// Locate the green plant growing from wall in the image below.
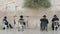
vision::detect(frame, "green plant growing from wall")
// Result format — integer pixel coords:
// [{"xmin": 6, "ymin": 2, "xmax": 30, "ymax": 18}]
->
[{"xmin": 24, "ymin": 0, "xmax": 51, "ymax": 8}]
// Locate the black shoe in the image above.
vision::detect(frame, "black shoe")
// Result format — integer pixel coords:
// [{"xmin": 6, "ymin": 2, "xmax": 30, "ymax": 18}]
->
[{"xmin": 3, "ymin": 27, "xmax": 5, "ymax": 30}]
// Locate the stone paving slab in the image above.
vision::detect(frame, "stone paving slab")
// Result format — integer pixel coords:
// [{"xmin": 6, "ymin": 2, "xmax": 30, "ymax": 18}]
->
[{"xmin": 0, "ymin": 29, "xmax": 60, "ymax": 34}]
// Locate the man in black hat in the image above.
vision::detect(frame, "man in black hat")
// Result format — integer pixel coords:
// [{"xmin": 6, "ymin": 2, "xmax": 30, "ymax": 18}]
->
[
  {"xmin": 52, "ymin": 15, "xmax": 59, "ymax": 31},
  {"xmin": 3, "ymin": 16, "xmax": 9, "ymax": 29},
  {"xmin": 3, "ymin": 16, "xmax": 13, "ymax": 30},
  {"xmin": 40, "ymin": 15, "xmax": 49, "ymax": 31},
  {"xmin": 18, "ymin": 15, "xmax": 26, "ymax": 31}
]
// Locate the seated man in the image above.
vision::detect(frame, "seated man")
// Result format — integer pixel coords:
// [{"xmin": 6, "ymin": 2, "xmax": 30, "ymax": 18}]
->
[{"xmin": 52, "ymin": 15, "xmax": 59, "ymax": 31}]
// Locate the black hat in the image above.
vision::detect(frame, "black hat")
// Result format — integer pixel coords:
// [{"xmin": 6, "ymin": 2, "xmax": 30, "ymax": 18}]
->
[
  {"xmin": 4, "ymin": 16, "xmax": 7, "ymax": 19},
  {"xmin": 54, "ymin": 15, "xmax": 57, "ymax": 17},
  {"xmin": 43, "ymin": 15, "xmax": 46, "ymax": 17},
  {"xmin": 20, "ymin": 15, "xmax": 23, "ymax": 18}
]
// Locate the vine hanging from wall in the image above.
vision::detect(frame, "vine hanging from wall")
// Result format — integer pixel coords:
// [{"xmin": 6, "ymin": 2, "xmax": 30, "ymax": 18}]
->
[{"xmin": 24, "ymin": 0, "xmax": 51, "ymax": 8}]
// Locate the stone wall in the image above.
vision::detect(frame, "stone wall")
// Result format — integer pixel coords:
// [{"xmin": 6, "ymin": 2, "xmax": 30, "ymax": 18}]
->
[
  {"xmin": 0, "ymin": 8, "xmax": 60, "ymax": 30},
  {"xmin": 0, "ymin": 0, "xmax": 60, "ymax": 30}
]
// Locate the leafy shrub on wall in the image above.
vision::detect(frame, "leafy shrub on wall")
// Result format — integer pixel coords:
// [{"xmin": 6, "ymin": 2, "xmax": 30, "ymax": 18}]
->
[{"xmin": 24, "ymin": 0, "xmax": 51, "ymax": 8}]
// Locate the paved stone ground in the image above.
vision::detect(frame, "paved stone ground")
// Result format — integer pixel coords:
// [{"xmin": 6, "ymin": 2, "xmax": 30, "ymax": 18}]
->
[{"xmin": 0, "ymin": 29, "xmax": 60, "ymax": 34}]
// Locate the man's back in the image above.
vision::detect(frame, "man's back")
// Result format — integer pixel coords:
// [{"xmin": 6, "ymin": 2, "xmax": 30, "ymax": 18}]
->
[
  {"xmin": 40, "ymin": 18, "xmax": 48, "ymax": 24},
  {"xmin": 52, "ymin": 17, "xmax": 59, "ymax": 22}
]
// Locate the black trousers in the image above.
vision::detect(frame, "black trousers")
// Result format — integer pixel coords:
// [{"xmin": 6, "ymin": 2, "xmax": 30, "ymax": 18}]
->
[
  {"xmin": 9, "ymin": 24, "xmax": 13, "ymax": 29},
  {"xmin": 40, "ymin": 23, "xmax": 47, "ymax": 31}
]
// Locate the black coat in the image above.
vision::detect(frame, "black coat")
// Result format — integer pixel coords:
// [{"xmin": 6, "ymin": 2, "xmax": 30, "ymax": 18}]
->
[
  {"xmin": 52, "ymin": 17, "xmax": 59, "ymax": 27},
  {"xmin": 52, "ymin": 17, "xmax": 59, "ymax": 22},
  {"xmin": 40, "ymin": 18, "xmax": 48, "ymax": 26},
  {"xmin": 19, "ymin": 18, "xmax": 26, "ymax": 25},
  {"xmin": 3, "ymin": 19, "xmax": 8, "ymax": 25}
]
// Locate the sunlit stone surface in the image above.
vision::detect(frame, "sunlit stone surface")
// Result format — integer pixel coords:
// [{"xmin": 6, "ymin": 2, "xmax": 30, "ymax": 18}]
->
[{"xmin": 0, "ymin": 0, "xmax": 60, "ymax": 29}]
